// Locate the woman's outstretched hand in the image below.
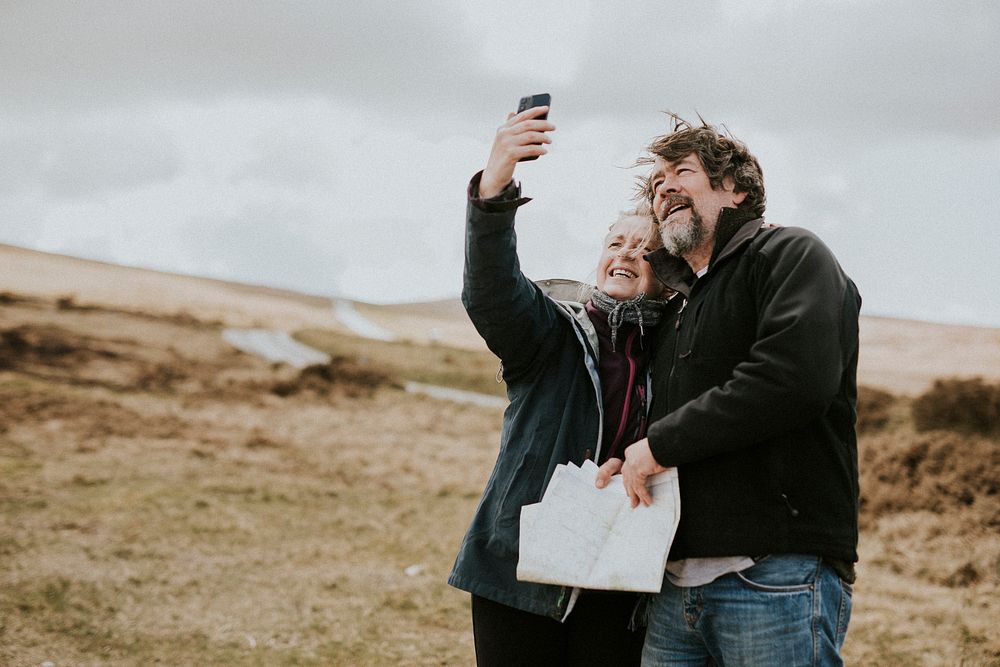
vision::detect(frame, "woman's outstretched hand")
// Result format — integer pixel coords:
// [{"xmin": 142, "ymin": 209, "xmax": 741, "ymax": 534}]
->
[{"xmin": 479, "ymin": 105, "xmax": 554, "ymax": 199}]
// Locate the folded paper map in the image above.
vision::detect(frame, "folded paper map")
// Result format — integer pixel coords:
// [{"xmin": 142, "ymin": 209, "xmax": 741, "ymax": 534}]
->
[{"xmin": 516, "ymin": 459, "xmax": 680, "ymax": 592}]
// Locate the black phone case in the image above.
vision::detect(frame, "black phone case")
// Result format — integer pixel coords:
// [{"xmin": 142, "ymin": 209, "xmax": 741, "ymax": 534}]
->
[{"xmin": 516, "ymin": 94, "xmax": 550, "ymax": 161}]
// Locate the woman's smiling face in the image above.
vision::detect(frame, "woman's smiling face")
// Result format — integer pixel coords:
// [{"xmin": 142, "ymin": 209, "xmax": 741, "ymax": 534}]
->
[{"xmin": 595, "ymin": 215, "xmax": 664, "ymax": 300}]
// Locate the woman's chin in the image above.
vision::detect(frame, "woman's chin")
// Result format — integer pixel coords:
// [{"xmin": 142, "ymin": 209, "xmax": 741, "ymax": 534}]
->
[{"xmin": 603, "ymin": 286, "xmax": 640, "ymax": 300}]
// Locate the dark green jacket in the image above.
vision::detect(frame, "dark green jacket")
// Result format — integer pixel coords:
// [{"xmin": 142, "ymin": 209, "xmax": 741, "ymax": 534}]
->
[
  {"xmin": 447, "ymin": 173, "xmax": 606, "ymax": 620},
  {"xmin": 646, "ymin": 208, "xmax": 862, "ymax": 563}
]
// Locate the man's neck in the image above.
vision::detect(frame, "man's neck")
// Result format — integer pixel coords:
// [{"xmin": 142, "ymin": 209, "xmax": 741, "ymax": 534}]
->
[{"xmin": 683, "ymin": 244, "xmax": 714, "ymax": 276}]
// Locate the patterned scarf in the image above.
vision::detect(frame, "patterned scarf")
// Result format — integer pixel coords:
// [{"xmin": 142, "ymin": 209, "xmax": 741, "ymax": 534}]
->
[{"xmin": 589, "ymin": 290, "xmax": 669, "ymax": 351}]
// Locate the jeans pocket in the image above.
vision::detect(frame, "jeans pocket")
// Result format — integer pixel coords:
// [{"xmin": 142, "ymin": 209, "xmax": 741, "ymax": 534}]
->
[
  {"xmin": 836, "ymin": 577, "xmax": 854, "ymax": 647},
  {"xmin": 735, "ymin": 554, "xmax": 821, "ymax": 593}
]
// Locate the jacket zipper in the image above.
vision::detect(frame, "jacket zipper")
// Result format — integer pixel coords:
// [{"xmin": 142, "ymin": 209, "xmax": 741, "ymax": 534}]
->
[
  {"xmin": 667, "ymin": 298, "xmax": 687, "ymax": 392},
  {"xmin": 557, "ymin": 304, "xmax": 604, "ymax": 463},
  {"xmin": 781, "ymin": 493, "xmax": 800, "ymax": 517},
  {"xmin": 549, "ymin": 301, "xmax": 604, "ymax": 620}
]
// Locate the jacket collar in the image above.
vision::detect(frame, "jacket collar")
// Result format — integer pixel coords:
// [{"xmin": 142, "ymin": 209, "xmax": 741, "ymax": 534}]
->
[
  {"xmin": 645, "ymin": 207, "xmax": 763, "ymax": 298},
  {"xmin": 535, "ymin": 278, "xmax": 600, "ymax": 361},
  {"xmin": 710, "ymin": 206, "xmax": 763, "ymax": 267},
  {"xmin": 535, "ymin": 278, "xmax": 594, "ymax": 304}
]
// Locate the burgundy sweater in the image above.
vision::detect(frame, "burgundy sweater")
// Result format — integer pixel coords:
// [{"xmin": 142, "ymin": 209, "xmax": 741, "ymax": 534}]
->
[{"xmin": 585, "ymin": 302, "xmax": 653, "ymax": 464}]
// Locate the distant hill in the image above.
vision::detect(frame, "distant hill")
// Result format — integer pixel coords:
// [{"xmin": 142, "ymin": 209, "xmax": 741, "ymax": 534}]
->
[
  {"xmin": 0, "ymin": 244, "xmax": 340, "ymax": 332},
  {"xmin": 3, "ymin": 243, "xmax": 998, "ymax": 395}
]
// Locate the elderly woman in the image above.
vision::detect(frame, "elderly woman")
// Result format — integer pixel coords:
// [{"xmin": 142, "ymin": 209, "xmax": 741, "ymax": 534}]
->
[{"xmin": 448, "ymin": 104, "xmax": 670, "ymax": 667}]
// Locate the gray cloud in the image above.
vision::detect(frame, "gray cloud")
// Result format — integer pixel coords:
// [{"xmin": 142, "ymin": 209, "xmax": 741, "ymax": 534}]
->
[
  {"xmin": 784, "ymin": 132, "xmax": 1000, "ymax": 327},
  {"xmin": 38, "ymin": 122, "xmax": 182, "ymax": 199},
  {"xmin": 0, "ymin": 134, "xmax": 46, "ymax": 195},
  {"xmin": 563, "ymin": 1, "xmax": 999, "ymax": 135},
  {"xmin": 0, "ymin": 1, "xmax": 996, "ymax": 326},
  {"xmin": 3, "ymin": 1, "xmax": 994, "ymax": 138},
  {"xmin": 1, "ymin": 117, "xmax": 181, "ymax": 200},
  {"xmin": 230, "ymin": 130, "xmax": 336, "ymax": 187},
  {"xmin": 0, "ymin": 1, "xmax": 490, "ymax": 117},
  {"xmin": 181, "ymin": 200, "xmax": 341, "ymax": 296}
]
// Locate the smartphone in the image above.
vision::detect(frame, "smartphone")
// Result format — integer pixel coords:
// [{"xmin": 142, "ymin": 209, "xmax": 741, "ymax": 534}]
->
[{"xmin": 516, "ymin": 93, "xmax": 551, "ymax": 162}]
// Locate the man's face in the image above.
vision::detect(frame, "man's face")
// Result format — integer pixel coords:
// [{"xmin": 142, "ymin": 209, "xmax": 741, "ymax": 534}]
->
[
  {"xmin": 595, "ymin": 216, "xmax": 664, "ymax": 300},
  {"xmin": 649, "ymin": 154, "xmax": 746, "ymax": 257}
]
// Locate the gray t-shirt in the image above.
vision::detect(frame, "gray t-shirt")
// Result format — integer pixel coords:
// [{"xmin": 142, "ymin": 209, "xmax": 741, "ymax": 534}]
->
[{"xmin": 665, "ymin": 556, "xmax": 756, "ymax": 587}]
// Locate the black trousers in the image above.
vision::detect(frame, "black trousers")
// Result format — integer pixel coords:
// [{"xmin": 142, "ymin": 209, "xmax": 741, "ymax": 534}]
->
[{"xmin": 471, "ymin": 592, "xmax": 645, "ymax": 667}]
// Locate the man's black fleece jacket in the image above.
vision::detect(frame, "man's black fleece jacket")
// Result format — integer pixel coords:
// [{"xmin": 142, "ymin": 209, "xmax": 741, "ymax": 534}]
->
[{"xmin": 643, "ymin": 207, "xmax": 862, "ymax": 564}]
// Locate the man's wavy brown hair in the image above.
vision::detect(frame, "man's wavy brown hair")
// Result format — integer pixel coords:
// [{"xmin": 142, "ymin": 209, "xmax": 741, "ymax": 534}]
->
[{"xmin": 636, "ymin": 113, "xmax": 766, "ymax": 218}]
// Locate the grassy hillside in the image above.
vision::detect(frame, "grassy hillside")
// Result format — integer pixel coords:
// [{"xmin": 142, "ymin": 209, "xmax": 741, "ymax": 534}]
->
[
  {"xmin": 294, "ymin": 328, "xmax": 505, "ymax": 398},
  {"xmin": 0, "ymin": 291, "xmax": 997, "ymax": 665},
  {"xmin": 6, "ymin": 241, "xmax": 1000, "ymax": 394},
  {"xmin": 0, "ymin": 293, "xmax": 495, "ymax": 665},
  {"xmin": 849, "ymin": 385, "xmax": 999, "ymax": 663}
]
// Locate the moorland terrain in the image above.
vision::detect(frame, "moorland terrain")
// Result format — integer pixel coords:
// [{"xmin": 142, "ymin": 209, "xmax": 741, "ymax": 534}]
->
[{"xmin": 1, "ymin": 244, "xmax": 998, "ymax": 665}]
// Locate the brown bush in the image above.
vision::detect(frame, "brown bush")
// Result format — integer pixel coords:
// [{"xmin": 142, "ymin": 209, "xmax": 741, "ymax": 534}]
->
[
  {"xmin": 133, "ymin": 362, "xmax": 187, "ymax": 391},
  {"xmin": 856, "ymin": 385, "xmax": 896, "ymax": 433},
  {"xmin": 0, "ymin": 291, "xmax": 28, "ymax": 304},
  {"xmin": 55, "ymin": 295, "xmax": 78, "ymax": 310},
  {"xmin": 0, "ymin": 326, "xmax": 78, "ymax": 368},
  {"xmin": 860, "ymin": 429, "xmax": 999, "ymax": 521},
  {"xmin": 942, "ymin": 562, "xmax": 981, "ymax": 588},
  {"xmin": 271, "ymin": 356, "xmax": 397, "ymax": 398},
  {"xmin": 912, "ymin": 376, "xmax": 1000, "ymax": 435},
  {"xmin": 0, "ymin": 328, "xmax": 30, "ymax": 351}
]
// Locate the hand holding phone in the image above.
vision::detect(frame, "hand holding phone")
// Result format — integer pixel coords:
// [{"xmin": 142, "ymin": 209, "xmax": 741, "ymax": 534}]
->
[
  {"xmin": 479, "ymin": 93, "xmax": 554, "ymax": 198},
  {"xmin": 516, "ymin": 94, "xmax": 551, "ymax": 162}
]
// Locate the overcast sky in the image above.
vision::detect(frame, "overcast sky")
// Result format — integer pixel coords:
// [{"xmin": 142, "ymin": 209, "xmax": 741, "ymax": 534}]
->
[{"xmin": 2, "ymin": 1, "xmax": 998, "ymax": 326}]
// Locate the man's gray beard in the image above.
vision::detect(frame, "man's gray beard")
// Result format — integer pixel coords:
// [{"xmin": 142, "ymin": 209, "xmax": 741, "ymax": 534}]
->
[{"xmin": 659, "ymin": 209, "xmax": 707, "ymax": 257}]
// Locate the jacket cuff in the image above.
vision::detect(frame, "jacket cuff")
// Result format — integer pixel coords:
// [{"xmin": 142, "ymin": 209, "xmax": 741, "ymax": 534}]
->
[
  {"xmin": 645, "ymin": 419, "xmax": 674, "ymax": 468},
  {"xmin": 468, "ymin": 170, "xmax": 532, "ymax": 212}
]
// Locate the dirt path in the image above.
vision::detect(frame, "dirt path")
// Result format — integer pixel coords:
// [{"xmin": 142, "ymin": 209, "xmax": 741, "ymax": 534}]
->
[
  {"xmin": 222, "ymin": 328, "xmax": 331, "ymax": 368},
  {"xmin": 403, "ymin": 381, "xmax": 506, "ymax": 409},
  {"xmin": 333, "ymin": 300, "xmax": 396, "ymax": 341}
]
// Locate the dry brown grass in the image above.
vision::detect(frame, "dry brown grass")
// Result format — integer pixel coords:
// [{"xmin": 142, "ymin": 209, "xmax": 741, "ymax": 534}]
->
[
  {"xmin": 0, "ymin": 295, "xmax": 498, "ymax": 665},
  {"xmin": 7, "ymin": 242, "xmax": 1000, "ymax": 395},
  {"xmin": 0, "ymin": 244, "xmax": 344, "ymax": 332},
  {"xmin": 0, "ymin": 292, "xmax": 998, "ymax": 665},
  {"xmin": 857, "ymin": 316, "xmax": 1000, "ymax": 396},
  {"xmin": 852, "ymin": 384, "xmax": 999, "ymax": 665},
  {"xmin": 856, "ymin": 385, "xmax": 899, "ymax": 433},
  {"xmin": 270, "ymin": 357, "xmax": 400, "ymax": 399},
  {"xmin": 294, "ymin": 328, "xmax": 504, "ymax": 398},
  {"xmin": 351, "ymin": 300, "xmax": 484, "ymax": 351}
]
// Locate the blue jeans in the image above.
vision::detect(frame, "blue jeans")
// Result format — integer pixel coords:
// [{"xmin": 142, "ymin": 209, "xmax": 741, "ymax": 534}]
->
[{"xmin": 642, "ymin": 554, "xmax": 852, "ymax": 666}]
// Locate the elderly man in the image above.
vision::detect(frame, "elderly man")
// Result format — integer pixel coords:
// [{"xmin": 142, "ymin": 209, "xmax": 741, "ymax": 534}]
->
[{"xmin": 599, "ymin": 117, "xmax": 861, "ymax": 665}]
